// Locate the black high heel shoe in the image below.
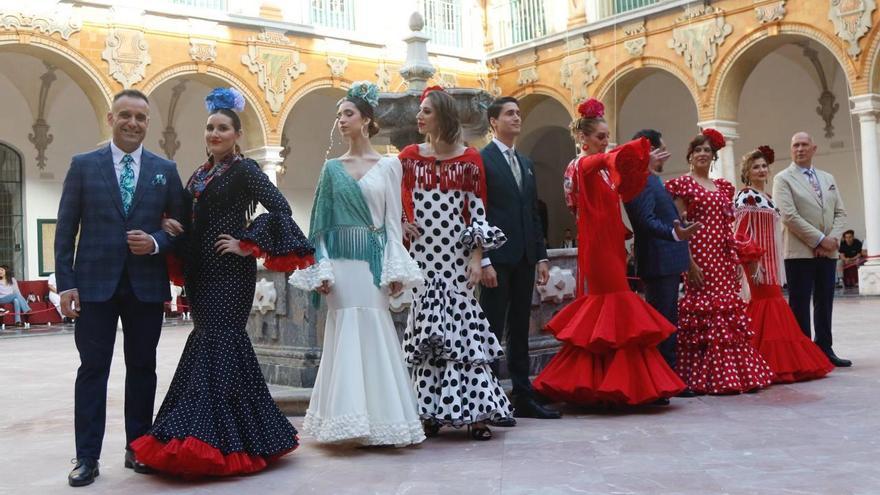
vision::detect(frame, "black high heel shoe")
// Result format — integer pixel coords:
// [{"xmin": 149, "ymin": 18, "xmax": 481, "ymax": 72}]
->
[
  {"xmin": 423, "ymin": 420, "xmax": 441, "ymax": 438},
  {"xmin": 468, "ymin": 423, "xmax": 492, "ymax": 441}
]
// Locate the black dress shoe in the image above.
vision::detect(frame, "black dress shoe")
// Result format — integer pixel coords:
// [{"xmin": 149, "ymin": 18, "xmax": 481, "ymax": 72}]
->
[
  {"xmin": 489, "ymin": 416, "xmax": 517, "ymax": 427},
  {"xmin": 124, "ymin": 449, "xmax": 156, "ymax": 474},
  {"xmin": 68, "ymin": 458, "xmax": 99, "ymax": 487},
  {"xmin": 822, "ymin": 348, "xmax": 852, "ymax": 368},
  {"xmin": 650, "ymin": 397, "xmax": 671, "ymax": 406},
  {"xmin": 676, "ymin": 388, "xmax": 699, "ymax": 398},
  {"xmin": 513, "ymin": 398, "xmax": 562, "ymax": 419}
]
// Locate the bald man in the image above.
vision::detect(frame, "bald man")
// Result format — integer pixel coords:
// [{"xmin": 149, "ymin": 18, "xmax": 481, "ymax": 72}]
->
[{"xmin": 772, "ymin": 132, "xmax": 851, "ymax": 367}]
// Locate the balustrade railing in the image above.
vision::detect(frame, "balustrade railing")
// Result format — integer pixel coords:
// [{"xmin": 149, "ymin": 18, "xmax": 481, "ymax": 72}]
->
[{"xmin": 421, "ymin": 0, "xmax": 462, "ymax": 47}]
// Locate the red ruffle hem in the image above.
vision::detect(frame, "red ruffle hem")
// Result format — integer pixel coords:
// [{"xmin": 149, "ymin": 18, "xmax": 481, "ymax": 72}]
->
[
  {"xmin": 129, "ymin": 434, "xmax": 297, "ymax": 477},
  {"xmin": 747, "ymin": 284, "xmax": 833, "ymax": 383},
  {"xmin": 533, "ymin": 291, "xmax": 686, "ymax": 406},
  {"xmin": 240, "ymin": 240, "xmax": 316, "ymax": 272}
]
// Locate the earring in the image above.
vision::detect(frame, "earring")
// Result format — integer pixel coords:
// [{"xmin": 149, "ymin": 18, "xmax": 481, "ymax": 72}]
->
[
  {"xmin": 361, "ymin": 124, "xmax": 369, "ymax": 139},
  {"xmin": 234, "ymin": 143, "xmax": 241, "ymax": 155}
]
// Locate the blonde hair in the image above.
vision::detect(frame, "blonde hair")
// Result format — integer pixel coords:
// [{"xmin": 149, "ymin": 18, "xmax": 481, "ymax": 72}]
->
[{"xmin": 739, "ymin": 148, "xmax": 769, "ymax": 186}]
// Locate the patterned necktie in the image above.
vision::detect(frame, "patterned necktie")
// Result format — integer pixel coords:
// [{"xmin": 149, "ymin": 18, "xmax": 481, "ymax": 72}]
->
[
  {"xmin": 506, "ymin": 148, "xmax": 522, "ymax": 190},
  {"xmin": 120, "ymin": 154, "xmax": 136, "ymax": 216},
  {"xmin": 804, "ymin": 168, "xmax": 823, "ymax": 202}
]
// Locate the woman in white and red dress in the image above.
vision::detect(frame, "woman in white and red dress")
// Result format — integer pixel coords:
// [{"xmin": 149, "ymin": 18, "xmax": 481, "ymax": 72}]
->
[
  {"xmin": 665, "ymin": 130, "xmax": 773, "ymax": 395},
  {"xmin": 532, "ymin": 99, "xmax": 685, "ymax": 406},
  {"xmin": 734, "ymin": 146, "xmax": 833, "ymax": 383}
]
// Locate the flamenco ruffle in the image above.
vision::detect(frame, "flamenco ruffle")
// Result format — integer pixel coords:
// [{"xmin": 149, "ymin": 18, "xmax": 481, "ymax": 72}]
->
[
  {"xmin": 533, "ymin": 345, "xmax": 685, "ymax": 405},
  {"xmin": 288, "ymin": 259, "xmax": 335, "ymax": 291},
  {"xmin": 545, "ymin": 290, "xmax": 676, "ymax": 351},
  {"xmin": 240, "ymin": 211, "xmax": 316, "ymax": 271},
  {"xmin": 403, "ymin": 278, "xmax": 503, "ymax": 365},
  {"xmin": 240, "ymin": 239, "xmax": 315, "ymax": 272},
  {"xmin": 748, "ymin": 285, "xmax": 833, "ymax": 383},
  {"xmin": 412, "ymin": 357, "xmax": 512, "ymax": 426},
  {"xmin": 130, "ymin": 434, "xmax": 295, "ymax": 477},
  {"xmin": 302, "ymin": 411, "xmax": 425, "ymax": 447},
  {"xmin": 381, "ymin": 241, "xmax": 425, "ymax": 291},
  {"xmin": 459, "ymin": 221, "xmax": 507, "ymax": 251}
]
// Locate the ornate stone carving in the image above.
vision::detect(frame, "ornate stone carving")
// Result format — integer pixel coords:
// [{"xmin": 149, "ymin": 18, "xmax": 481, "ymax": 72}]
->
[
  {"xmin": 252, "ymin": 278, "xmax": 277, "ymax": 314},
  {"xmin": 515, "ymin": 49, "xmax": 538, "ymax": 66},
  {"xmin": 326, "ymin": 55, "xmax": 348, "ymax": 78},
  {"xmin": 159, "ymin": 80, "xmax": 187, "ymax": 159},
  {"xmin": 485, "ymin": 59, "xmax": 502, "ymax": 97},
  {"xmin": 241, "ymin": 38, "xmax": 307, "ymax": 115},
  {"xmin": 560, "ymin": 50, "xmax": 599, "ymax": 103},
  {"xmin": 624, "ymin": 37, "xmax": 647, "ymax": 58},
  {"xmin": 189, "ymin": 39, "xmax": 216, "ymax": 63},
  {"xmin": 623, "ymin": 20, "xmax": 645, "ymax": 37},
  {"xmin": 676, "ymin": 4, "xmax": 718, "ymax": 22},
  {"xmin": 668, "ymin": 14, "xmax": 733, "ymax": 88},
  {"xmin": 256, "ymin": 29, "xmax": 291, "ymax": 45},
  {"xmin": 0, "ymin": 8, "xmax": 82, "ymax": 40},
  {"xmin": 375, "ymin": 61, "xmax": 392, "ymax": 91},
  {"xmin": 828, "ymin": 0, "xmax": 876, "ymax": 58},
  {"xmin": 436, "ymin": 72, "xmax": 458, "ymax": 88},
  {"xmin": 755, "ymin": 0, "xmax": 786, "ymax": 23},
  {"xmin": 517, "ymin": 66, "xmax": 539, "ymax": 86},
  {"xmin": 102, "ymin": 28, "xmax": 151, "ymax": 88},
  {"xmin": 801, "ymin": 43, "xmax": 840, "ymax": 138},
  {"xmin": 536, "ymin": 266, "xmax": 576, "ymax": 304},
  {"xmin": 28, "ymin": 63, "xmax": 56, "ymax": 170}
]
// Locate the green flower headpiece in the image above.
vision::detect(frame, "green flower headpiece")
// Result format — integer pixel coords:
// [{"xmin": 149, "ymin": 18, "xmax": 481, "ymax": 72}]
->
[{"xmin": 345, "ymin": 81, "xmax": 380, "ymax": 109}]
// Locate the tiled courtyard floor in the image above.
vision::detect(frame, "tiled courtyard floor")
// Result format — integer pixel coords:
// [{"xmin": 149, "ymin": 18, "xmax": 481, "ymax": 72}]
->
[{"xmin": 1, "ymin": 297, "xmax": 878, "ymax": 494}]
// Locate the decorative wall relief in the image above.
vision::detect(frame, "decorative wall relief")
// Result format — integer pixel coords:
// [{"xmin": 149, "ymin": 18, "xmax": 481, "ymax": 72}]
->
[
  {"xmin": 828, "ymin": 0, "xmax": 876, "ymax": 58},
  {"xmin": 623, "ymin": 20, "xmax": 647, "ymax": 58},
  {"xmin": 0, "ymin": 8, "xmax": 82, "ymax": 40},
  {"xmin": 668, "ymin": 7, "xmax": 733, "ymax": 88},
  {"xmin": 560, "ymin": 49, "xmax": 599, "ymax": 104},
  {"xmin": 754, "ymin": 0, "xmax": 786, "ymax": 23},
  {"xmin": 517, "ymin": 66, "xmax": 539, "ymax": 86},
  {"xmin": 189, "ymin": 39, "xmax": 217, "ymax": 63},
  {"xmin": 241, "ymin": 33, "xmax": 307, "ymax": 115},
  {"xmin": 28, "ymin": 63, "xmax": 56, "ymax": 170},
  {"xmin": 375, "ymin": 61, "xmax": 393, "ymax": 91},
  {"xmin": 159, "ymin": 80, "xmax": 187, "ymax": 159},
  {"xmin": 102, "ymin": 28, "xmax": 151, "ymax": 88},
  {"xmin": 436, "ymin": 72, "xmax": 458, "ymax": 88},
  {"xmin": 252, "ymin": 278, "xmax": 277, "ymax": 314},
  {"xmin": 326, "ymin": 55, "xmax": 348, "ymax": 78}
]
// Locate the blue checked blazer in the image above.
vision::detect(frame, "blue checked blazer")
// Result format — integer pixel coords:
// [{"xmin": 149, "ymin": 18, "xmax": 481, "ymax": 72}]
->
[
  {"xmin": 55, "ymin": 145, "xmax": 185, "ymax": 303},
  {"xmin": 623, "ymin": 174, "xmax": 689, "ymax": 279}
]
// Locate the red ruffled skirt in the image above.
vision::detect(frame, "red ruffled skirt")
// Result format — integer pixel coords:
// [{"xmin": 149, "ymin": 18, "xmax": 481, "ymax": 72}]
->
[
  {"xmin": 533, "ymin": 291, "xmax": 685, "ymax": 405},
  {"xmin": 747, "ymin": 284, "xmax": 833, "ymax": 383},
  {"xmin": 130, "ymin": 435, "xmax": 296, "ymax": 477}
]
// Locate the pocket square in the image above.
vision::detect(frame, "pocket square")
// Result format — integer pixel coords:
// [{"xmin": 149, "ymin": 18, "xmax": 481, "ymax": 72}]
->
[{"xmin": 152, "ymin": 174, "xmax": 166, "ymax": 186}]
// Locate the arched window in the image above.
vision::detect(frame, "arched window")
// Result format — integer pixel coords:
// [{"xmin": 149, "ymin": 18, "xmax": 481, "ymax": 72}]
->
[{"xmin": 0, "ymin": 144, "xmax": 23, "ymax": 279}]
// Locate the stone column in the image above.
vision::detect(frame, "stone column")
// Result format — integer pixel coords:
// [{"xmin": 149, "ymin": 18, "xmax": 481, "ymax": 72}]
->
[
  {"xmin": 698, "ymin": 119, "xmax": 739, "ymax": 185},
  {"xmin": 247, "ymin": 145, "xmax": 285, "ymax": 185},
  {"xmin": 850, "ymin": 94, "xmax": 880, "ymax": 295}
]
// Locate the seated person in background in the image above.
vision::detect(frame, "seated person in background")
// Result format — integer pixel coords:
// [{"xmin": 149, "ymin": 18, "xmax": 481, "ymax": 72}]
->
[
  {"xmin": 0, "ymin": 264, "xmax": 31, "ymax": 327},
  {"xmin": 562, "ymin": 228, "xmax": 576, "ymax": 248},
  {"xmin": 47, "ymin": 273, "xmax": 64, "ymax": 318},
  {"xmin": 838, "ymin": 229, "xmax": 865, "ymax": 288}
]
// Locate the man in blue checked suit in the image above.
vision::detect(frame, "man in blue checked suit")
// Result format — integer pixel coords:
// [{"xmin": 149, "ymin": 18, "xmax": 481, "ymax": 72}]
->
[
  {"xmin": 56, "ymin": 89, "xmax": 185, "ymax": 487},
  {"xmin": 623, "ymin": 129, "xmax": 700, "ymax": 385}
]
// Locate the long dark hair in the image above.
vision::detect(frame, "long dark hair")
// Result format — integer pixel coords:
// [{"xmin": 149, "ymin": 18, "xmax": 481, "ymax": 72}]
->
[
  {"xmin": 0, "ymin": 264, "xmax": 12, "ymax": 285},
  {"xmin": 423, "ymin": 90, "xmax": 461, "ymax": 145}
]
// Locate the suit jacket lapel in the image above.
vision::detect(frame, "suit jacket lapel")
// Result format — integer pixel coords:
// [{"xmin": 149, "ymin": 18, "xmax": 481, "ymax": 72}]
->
[
  {"xmin": 788, "ymin": 163, "xmax": 822, "ymax": 207},
  {"xmin": 130, "ymin": 150, "xmax": 156, "ymax": 214},
  {"xmin": 486, "ymin": 141, "xmax": 523, "ymax": 195},
  {"xmin": 98, "ymin": 145, "xmax": 126, "ymax": 218},
  {"xmin": 513, "ymin": 150, "xmax": 530, "ymax": 197}
]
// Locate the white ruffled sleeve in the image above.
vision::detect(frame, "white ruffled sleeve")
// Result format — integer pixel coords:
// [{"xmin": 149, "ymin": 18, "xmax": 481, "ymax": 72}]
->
[
  {"xmin": 380, "ymin": 158, "xmax": 424, "ymax": 290},
  {"xmin": 460, "ymin": 192, "xmax": 507, "ymax": 251},
  {"xmin": 288, "ymin": 239, "xmax": 334, "ymax": 291}
]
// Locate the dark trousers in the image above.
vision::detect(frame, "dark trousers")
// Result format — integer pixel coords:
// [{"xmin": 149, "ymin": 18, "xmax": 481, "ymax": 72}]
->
[
  {"xmin": 642, "ymin": 274, "xmax": 681, "ymax": 368},
  {"xmin": 784, "ymin": 257, "xmax": 836, "ymax": 350},
  {"xmin": 480, "ymin": 256, "xmax": 535, "ymax": 400},
  {"xmin": 74, "ymin": 271, "xmax": 164, "ymax": 460}
]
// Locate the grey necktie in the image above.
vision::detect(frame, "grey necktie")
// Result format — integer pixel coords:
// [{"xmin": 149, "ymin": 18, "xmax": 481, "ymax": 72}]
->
[
  {"xmin": 804, "ymin": 168, "xmax": 823, "ymax": 202},
  {"xmin": 506, "ymin": 148, "xmax": 522, "ymax": 190}
]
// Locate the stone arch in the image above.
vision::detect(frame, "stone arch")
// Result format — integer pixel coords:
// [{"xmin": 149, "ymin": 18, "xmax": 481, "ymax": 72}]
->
[
  {"xmin": 141, "ymin": 64, "xmax": 269, "ymax": 148},
  {"xmin": 277, "ymin": 77, "xmax": 353, "ymax": 131},
  {"xmin": 593, "ymin": 57, "xmax": 700, "ymax": 138},
  {"xmin": 866, "ymin": 27, "xmax": 880, "ymax": 94},
  {"xmin": 712, "ymin": 23, "xmax": 857, "ymax": 121},
  {"xmin": 0, "ymin": 35, "xmax": 112, "ymax": 137},
  {"xmin": 510, "ymin": 84, "xmax": 573, "ymax": 117}
]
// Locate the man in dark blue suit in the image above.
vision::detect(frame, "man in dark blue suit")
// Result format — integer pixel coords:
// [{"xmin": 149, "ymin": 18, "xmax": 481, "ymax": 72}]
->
[
  {"xmin": 56, "ymin": 89, "xmax": 184, "ymax": 486},
  {"xmin": 623, "ymin": 129, "xmax": 700, "ymax": 388},
  {"xmin": 480, "ymin": 96, "xmax": 559, "ymax": 422}
]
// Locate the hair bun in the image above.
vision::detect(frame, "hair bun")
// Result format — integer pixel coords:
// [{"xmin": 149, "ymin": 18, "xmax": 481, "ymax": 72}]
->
[{"xmin": 757, "ymin": 145, "xmax": 775, "ymax": 164}]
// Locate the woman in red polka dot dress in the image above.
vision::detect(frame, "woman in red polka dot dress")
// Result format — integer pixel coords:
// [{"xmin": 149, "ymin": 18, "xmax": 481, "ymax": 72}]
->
[{"xmin": 665, "ymin": 130, "xmax": 774, "ymax": 395}]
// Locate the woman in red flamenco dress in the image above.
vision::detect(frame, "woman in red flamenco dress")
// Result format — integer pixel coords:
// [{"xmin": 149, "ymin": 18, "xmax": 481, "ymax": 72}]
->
[
  {"xmin": 533, "ymin": 99, "xmax": 685, "ymax": 406},
  {"xmin": 665, "ymin": 131, "xmax": 774, "ymax": 395},
  {"xmin": 734, "ymin": 146, "xmax": 833, "ymax": 383}
]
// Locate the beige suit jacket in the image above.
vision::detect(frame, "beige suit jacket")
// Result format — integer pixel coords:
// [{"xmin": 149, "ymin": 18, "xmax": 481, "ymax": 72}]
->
[{"xmin": 772, "ymin": 162, "xmax": 847, "ymax": 259}]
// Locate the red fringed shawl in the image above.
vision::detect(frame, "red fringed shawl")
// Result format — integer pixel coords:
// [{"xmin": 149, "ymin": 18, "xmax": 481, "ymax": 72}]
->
[{"xmin": 398, "ymin": 145, "xmax": 488, "ymax": 224}]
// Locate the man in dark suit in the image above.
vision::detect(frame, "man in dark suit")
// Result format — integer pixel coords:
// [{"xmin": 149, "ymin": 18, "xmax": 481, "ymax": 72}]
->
[
  {"xmin": 480, "ymin": 96, "xmax": 559, "ymax": 422},
  {"xmin": 623, "ymin": 129, "xmax": 700, "ymax": 398},
  {"xmin": 56, "ymin": 89, "xmax": 184, "ymax": 486}
]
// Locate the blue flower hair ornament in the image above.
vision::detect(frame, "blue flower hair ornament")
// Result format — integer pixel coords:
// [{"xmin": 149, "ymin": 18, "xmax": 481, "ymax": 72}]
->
[
  {"xmin": 205, "ymin": 87, "xmax": 246, "ymax": 113},
  {"xmin": 345, "ymin": 81, "xmax": 380, "ymax": 109}
]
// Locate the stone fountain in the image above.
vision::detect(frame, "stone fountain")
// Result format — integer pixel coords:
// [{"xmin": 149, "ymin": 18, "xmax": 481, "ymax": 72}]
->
[{"xmin": 247, "ymin": 14, "xmax": 572, "ymax": 407}]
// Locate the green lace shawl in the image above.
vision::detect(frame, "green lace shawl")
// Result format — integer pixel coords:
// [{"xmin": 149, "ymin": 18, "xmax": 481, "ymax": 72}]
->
[{"xmin": 308, "ymin": 159, "xmax": 387, "ymax": 291}]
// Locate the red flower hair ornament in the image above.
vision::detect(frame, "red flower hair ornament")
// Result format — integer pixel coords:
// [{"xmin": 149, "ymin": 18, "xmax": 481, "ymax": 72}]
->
[
  {"xmin": 577, "ymin": 98, "xmax": 604, "ymax": 119},
  {"xmin": 757, "ymin": 145, "xmax": 775, "ymax": 164},
  {"xmin": 701, "ymin": 128, "xmax": 726, "ymax": 151},
  {"xmin": 420, "ymin": 85, "xmax": 445, "ymax": 102}
]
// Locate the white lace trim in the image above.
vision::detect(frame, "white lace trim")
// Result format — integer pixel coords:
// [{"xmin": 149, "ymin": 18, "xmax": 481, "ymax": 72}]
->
[
  {"xmin": 288, "ymin": 259, "xmax": 334, "ymax": 291},
  {"xmin": 381, "ymin": 241, "xmax": 424, "ymax": 291},
  {"xmin": 302, "ymin": 411, "xmax": 425, "ymax": 447}
]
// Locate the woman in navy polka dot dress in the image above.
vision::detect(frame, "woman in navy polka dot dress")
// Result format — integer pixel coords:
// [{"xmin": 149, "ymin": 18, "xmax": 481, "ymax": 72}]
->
[
  {"xmin": 130, "ymin": 88, "xmax": 314, "ymax": 476},
  {"xmin": 665, "ymin": 130, "xmax": 773, "ymax": 395},
  {"xmin": 399, "ymin": 87, "xmax": 512, "ymax": 441}
]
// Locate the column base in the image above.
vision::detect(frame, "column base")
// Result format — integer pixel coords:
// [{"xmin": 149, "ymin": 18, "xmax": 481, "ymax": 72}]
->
[{"xmin": 858, "ymin": 263, "xmax": 880, "ymax": 295}]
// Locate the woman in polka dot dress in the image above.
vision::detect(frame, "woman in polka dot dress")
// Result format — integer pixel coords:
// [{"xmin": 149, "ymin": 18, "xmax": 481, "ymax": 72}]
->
[
  {"xmin": 399, "ymin": 87, "xmax": 512, "ymax": 441},
  {"xmin": 131, "ymin": 89, "xmax": 315, "ymax": 476},
  {"xmin": 734, "ymin": 147, "xmax": 833, "ymax": 383},
  {"xmin": 290, "ymin": 82, "xmax": 425, "ymax": 447},
  {"xmin": 665, "ymin": 130, "xmax": 774, "ymax": 395}
]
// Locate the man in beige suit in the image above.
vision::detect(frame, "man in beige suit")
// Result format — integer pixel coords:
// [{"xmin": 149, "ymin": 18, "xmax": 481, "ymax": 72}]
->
[{"xmin": 773, "ymin": 131, "xmax": 851, "ymax": 367}]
